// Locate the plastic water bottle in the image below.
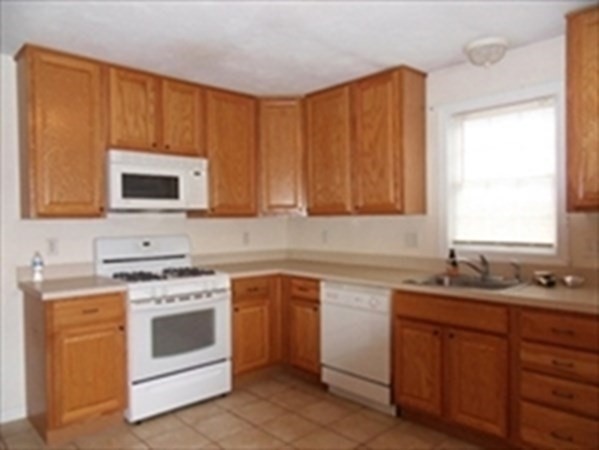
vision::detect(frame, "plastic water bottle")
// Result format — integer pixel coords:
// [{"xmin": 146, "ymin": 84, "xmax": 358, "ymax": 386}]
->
[{"xmin": 31, "ymin": 252, "xmax": 44, "ymax": 282}]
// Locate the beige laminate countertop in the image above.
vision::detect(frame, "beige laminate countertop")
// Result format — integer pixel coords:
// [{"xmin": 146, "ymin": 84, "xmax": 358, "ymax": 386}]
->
[
  {"xmin": 19, "ymin": 276, "xmax": 127, "ymax": 300},
  {"xmin": 213, "ymin": 259, "xmax": 599, "ymax": 315},
  {"xmin": 18, "ymin": 259, "xmax": 598, "ymax": 315}
]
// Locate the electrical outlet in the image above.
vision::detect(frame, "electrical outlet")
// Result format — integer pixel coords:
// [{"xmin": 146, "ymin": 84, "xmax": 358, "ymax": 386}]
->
[
  {"xmin": 403, "ymin": 232, "xmax": 418, "ymax": 249},
  {"xmin": 47, "ymin": 238, "xmax": 58, "ymax": 256},
  {"xmin": 321, "ymin": 229, "xmax": 329, "ymax": 244},
  {"xmin": 242, "ymin": 231, "xmax": 250, "ymax": 246}
]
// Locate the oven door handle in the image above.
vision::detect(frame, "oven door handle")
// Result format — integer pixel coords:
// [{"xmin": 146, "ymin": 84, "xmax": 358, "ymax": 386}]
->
[{"xmin": 130, "ymin": 295, "xmax": 230, "ymax": 312}]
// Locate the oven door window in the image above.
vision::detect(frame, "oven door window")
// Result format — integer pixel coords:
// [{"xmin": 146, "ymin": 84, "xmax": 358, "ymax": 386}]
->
[
  {"xmin": 123, "ymin": 173, "xmax": 179, "ymax": 200},
  {"xmin": 152, "ymin": 310, "xmax": 215, "ymax": 357}
]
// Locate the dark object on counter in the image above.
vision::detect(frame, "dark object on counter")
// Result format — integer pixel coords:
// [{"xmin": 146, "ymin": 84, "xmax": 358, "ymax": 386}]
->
[{"xmin": 534, "ymin": 272, "xmax": 557, "ymax": 288}]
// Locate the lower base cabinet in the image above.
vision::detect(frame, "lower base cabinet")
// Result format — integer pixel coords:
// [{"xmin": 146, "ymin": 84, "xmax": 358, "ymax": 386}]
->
[
  {"xmin": 24, "ymin": 292, "xmax": 126, "ymax": 444},
  {"xmin": 233, "ymin": 297, "xmax": 271, "ymax": 374},
  {"xmin": 393, "ymin": 292, "xmax": 509, "ymax": 440},
  {"xmin": 288, "ymin": 298, "xmax": 320, "ymax": 374}
]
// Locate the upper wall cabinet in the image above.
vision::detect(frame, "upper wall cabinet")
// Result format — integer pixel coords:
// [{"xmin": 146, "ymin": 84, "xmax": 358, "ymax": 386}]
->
[
  {"xmin": 567, "ymin": 6, "xmax": 599, "ymax": 211},
  {"xmin": 305, "ymin": 85, "xmax": 353, "ymax": 215},
  {"xmin": 109, "ymin": 68, "xmax": 205, "ymax": 156},
  {"xmin": 17, "ymin": 46, "xmax": 105, "ymax": 218},
  {"xmin": 206, "ymin": 89, "xmax": 257, "ymax": 216},
  {"xmin": 259, "ymin": 99, "xmax": 305, "ymax": 215},
  {"xmin": 352, "ymin": 68, "xmax": 426, "ymax": 214}
]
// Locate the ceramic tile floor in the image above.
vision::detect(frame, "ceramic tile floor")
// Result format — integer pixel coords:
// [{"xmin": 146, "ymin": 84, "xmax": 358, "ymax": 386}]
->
[{"xmin": 0, "ymin": 372, "xmax": 481, "ymax": 449}]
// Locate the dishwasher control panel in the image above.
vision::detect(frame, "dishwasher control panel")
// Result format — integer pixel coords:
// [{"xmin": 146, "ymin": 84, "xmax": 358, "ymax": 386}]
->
[{"xmin": 321, "ymin": 281, "xmax": 391, "ymax": 313}]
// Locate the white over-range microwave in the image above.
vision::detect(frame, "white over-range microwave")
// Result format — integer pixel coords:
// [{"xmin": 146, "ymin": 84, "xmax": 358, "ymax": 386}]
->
[{"xmin": 107, "ymin": 149, "xmax": 209, "ymax": 211}]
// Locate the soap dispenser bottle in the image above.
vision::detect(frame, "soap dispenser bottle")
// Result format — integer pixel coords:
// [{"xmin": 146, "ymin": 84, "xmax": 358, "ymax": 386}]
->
[
  {"xmin": 31, "ymin": 251, "xmax": 44, "ymax": 282},
  {"xmin": 446, "ymin": 248, "xmax": 459, "ymax": 277}
]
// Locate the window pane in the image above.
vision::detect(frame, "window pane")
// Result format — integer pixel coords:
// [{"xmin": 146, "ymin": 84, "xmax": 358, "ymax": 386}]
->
[{"xmin": 450, "ymin": 97, "xmax": 557, "ymax": 249}]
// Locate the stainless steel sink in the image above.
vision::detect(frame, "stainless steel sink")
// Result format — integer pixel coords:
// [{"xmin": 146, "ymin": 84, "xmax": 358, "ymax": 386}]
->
[{"xmin": 404, "ymin": 274, "xmax": 522, "ymax": 290}]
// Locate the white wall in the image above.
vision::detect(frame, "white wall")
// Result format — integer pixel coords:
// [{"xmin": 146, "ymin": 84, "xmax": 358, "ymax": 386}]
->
[
  {"xmin": 0, "ymin": 54, "xmax": 288, "ymax": 421},
  {"xmin": 288, "ymin": 36, "xmax": 599, "ymax": 269}
]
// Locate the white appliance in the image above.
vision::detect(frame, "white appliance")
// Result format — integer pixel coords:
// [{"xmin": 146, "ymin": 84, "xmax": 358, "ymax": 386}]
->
[
  {"xmin": 95, "ymin": 235, "xmax": 231, "ymax": 422},
  {"xmin": 321, "ymin": 281, "xmax": 394, "ymax": 414},
  {"xmin": 107, "ymin": 149, "xmax": 208, "ymax": 211}
]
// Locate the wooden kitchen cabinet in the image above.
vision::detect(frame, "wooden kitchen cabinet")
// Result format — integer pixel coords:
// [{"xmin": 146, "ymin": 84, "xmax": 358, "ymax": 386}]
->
[
  {"xmin": 259, "ymin": 99, "xmax": 305, "ymax": 214},
  {"xmin": 206, "ymin": 89, "xmax": 257, "ymax": 216},
  {"xmin": 162, "ymin": 79, "xmax": 205, "ymax": 156},
  {"xmin": 305, "ymin": 85, "xmax": 353, "ymax": 215},
  {"xmin": 286, "ymin": 277, "xmax": 321, "ymax": 375},
  {"xmin": 394, "ymin": 319, "xmax": 442, "ymax": 415},
  {"xmin": 24, "ymin": 292, "xmax": 126, "ymax": 444},
  {"xmin": 515, "ymin": 307, "xmax": 599, "ymax": 450},
  {"xmin": 352, "ymin": 68, "xmax": 426, "ymax": 214},
  {"xmin": 232, "ymin": 276, "xmax": 282, "ymax": 376},
  {"xmin": 567, "ymin": 6, "xmax": 599, "ymax": 211},
  {"xmin": 16, "ymin": 46, "xmax": 105, "ymax": 218},
  {"xmin": 393, "ymin": 292, "xmax": 509, "ymax": 439},
  {"xmin": 109, "ymin": 67, "xmax": 159, "ymax": 151},
  {"xmin": 109, "ymin": 69, "xmax": 205, "ymax": 155}
]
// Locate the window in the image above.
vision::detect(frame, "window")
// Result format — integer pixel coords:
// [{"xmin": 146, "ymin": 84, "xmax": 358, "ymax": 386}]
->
[{"xmin": 445, "ymin": 90, "xmax": 562, "ymax": 257}]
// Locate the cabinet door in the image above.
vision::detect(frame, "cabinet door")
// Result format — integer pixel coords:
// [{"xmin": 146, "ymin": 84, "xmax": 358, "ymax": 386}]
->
[
  {"xmin": 109, "ymin": 68, "xmax": 159, "ymax": 150},
  {"xmin": 162, "ymin": 80, "xmax": 204, "ymax": 156},
  {"xmin": 353, "ymin": 69, "xmax": 426, "ymax": 214},
  {"xmin": 259, "ymin": 99, "xmax": 305, "ymax": 214},
  {"xmin": 394, "ymin": 319, "xmax": 442, "ymax": 416},
  {"xmin": 288, "ymin": 299, "xmax": 320, "ymax": 374},
  {"xmin": 447, "ymin": 329, "xmax": 508, "ymax": 438},
  {"xmin": 22, "ymin": 48, "xmax": 105, "ymax": 217},
  {"xmin": 305, "ymin": 86, "xmax": 352, "ymax": 215},
  {"xmin": 233, "ymin": 298, "xmax": 270, "ymax": 375},
  {"xmin": 51, "ymin": 323, "xmax": 125, "ymax": 427},
  {"xmin": 206, "ymin": 89, "xmax": 257, "ymax": 216},
  {"xmin": 567, "ymin": 7, "xmax": 599, "ymax": 211}
]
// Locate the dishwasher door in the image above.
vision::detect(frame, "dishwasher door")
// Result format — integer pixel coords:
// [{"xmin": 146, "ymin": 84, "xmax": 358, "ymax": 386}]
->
[{"xmin": 321, "ymin": 282, "xmax": 391, "ymax": 385}]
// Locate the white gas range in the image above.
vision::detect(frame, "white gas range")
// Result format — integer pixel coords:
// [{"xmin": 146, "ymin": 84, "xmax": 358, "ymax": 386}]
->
[{"xmin": 95, "ymin": 235, "xmax": 232, "ymax": 422}]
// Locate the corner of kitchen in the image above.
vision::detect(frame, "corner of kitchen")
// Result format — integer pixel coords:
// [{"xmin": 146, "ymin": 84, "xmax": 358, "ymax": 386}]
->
[{"xmin": 1, "ymin": 2, "xmax": 598, "ymax": 450}]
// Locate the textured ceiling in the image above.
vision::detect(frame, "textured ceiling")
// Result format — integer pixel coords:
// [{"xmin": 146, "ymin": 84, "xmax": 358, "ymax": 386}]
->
[{"xmin": 0, "ymin": 0, "xmax": 595, "ymax": 95}]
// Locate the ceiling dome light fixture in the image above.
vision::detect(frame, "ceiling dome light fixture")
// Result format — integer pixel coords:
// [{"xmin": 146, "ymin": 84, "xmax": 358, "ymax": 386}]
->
[{"xmin": 464, "ymin": 37, "xmax": 508, "ymax": 67}]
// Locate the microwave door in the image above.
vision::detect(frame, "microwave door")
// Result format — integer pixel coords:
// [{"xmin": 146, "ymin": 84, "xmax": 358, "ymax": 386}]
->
[{"xmin": 110, "ymin": 165, "xmax": 187, "ymax": 210}]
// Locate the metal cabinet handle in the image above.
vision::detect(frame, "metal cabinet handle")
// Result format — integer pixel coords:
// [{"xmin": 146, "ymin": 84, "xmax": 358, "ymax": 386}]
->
[
  {"xmin": 551, "ymin": 389, "xmax": 574, "ymax": 400},
  {"xmin": 550, "ymin": 431, "xmax": 573, "ymax": 443},
  {"xmin": 551, "ymin": 359, "xmax": 575, "ymax": 369},
  {"xmin": 551, "ymin": 327, "xmax": 575, "ymax": 336}
]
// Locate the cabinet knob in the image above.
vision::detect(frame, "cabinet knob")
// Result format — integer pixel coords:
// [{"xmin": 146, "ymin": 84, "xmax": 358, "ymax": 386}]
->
[
  {"xmin": 152, "ymin": 142, "xmax": 157, "ymax": 148},
  {"xmin": 234, "ymin": 307, "xmax": 240, "ymax": 312},
  {"xmin": 165, "ymin": 144, "xmax": 170, "ymax": 149},
  {"xmin": 118, "ymin": 325, "xmax": 124, "ymax": 331},
  {"xmin": 433, "ymin": 329, "xmax": 440, "ymax": 336},
  {"xmin": 448, "ymin": 331, "xmax": 455, "ymax": 339}
]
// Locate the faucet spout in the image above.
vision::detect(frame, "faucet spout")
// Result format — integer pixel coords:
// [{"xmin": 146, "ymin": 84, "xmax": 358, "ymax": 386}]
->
[{"xmin": 459, "ymin": 254, "xmax": 491, "ymax": 280}]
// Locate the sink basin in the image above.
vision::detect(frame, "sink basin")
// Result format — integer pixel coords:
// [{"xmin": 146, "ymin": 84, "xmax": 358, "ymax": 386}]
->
[{"xmin": 405, "ymin": 274, "xmax": 521, "ymax": 290}]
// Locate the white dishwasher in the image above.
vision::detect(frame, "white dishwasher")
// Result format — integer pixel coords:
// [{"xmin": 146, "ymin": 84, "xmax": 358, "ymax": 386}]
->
[{"xmin": 321, "ymin": 281, "xmax": 394, "ymax": 414}]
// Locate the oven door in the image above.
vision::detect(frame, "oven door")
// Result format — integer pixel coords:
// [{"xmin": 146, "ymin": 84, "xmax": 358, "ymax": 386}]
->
[
  {"xmin": 128, "ymin": 295, "xmax": 231, "ymax": 383},
  {"xmin": 109, "ymin": 164, "xmax": 188, "ymax": 211}
]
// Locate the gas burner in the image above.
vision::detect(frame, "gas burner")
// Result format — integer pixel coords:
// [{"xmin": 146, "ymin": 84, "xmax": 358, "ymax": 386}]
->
[
  {"xmin": 113, "ymin": 271, "xmax": 163, "ymax": 282},
  {"xmin": 162, "ymin": 267, "xmax": 217, "ymax": 279}
]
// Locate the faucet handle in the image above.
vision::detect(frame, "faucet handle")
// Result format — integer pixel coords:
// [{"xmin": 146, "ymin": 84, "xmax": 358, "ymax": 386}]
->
[{"xmin": 479, "ymin": 254, "xmax": 489, "ymax": 268}]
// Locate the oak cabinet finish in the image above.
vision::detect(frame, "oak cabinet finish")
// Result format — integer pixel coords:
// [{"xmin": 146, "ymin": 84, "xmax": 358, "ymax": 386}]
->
[
  {"xmin": 206, "ymin": 89, "xmax": 257, "ymax": 216},
  {"xmin": 17, "ymin": 46, "xmax": 105, "ymax": 217},
  {"xmin": 393, "ymin": 292, "xmax": 509, "ymax": 439},
  {"xmin": 288, "ymin": 298, "xmax": 320, "ymax": 375},
  {"xmin": 516, "ymin": 307, "xmax": 599, "ymax": 449},
  {"xmin": 109, "ymin": 67, "xmax": 159, "ymax": 151},
  {"xmin": 24, "ymin": 293, "xmax": 126, "ymax": 444},
  {"xmin": 352, "ymin": 68, "xmax": 426, "ymax": 214},
  {"xmin": 259, "ymin": 99, "xmax": 305, "ymax": 214},
  {"xmin": 232, "ymin": 276, "xmax": 282, "ymax": 376},
  {"xmin": 567, "ymin": 6, "xmax": 599, "ymax": 211},
  {"xmin": 305, "ymin": 85, "xmax": 353, "ymax": 215},
  {"xmin": 162, "ymin": 79, "xmax": 205, "ymax": 156},
  {"xmin": 394, "ymin": 320, "xmax": 442, "ymax": 415}
]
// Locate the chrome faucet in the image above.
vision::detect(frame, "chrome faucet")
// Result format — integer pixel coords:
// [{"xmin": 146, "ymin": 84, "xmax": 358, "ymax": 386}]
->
[{"xmin": 460, "ymin": 254, "xmax": 490, "ymax": 280}]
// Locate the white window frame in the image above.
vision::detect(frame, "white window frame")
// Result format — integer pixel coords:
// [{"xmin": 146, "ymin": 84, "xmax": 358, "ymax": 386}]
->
[{"xmin": 436, "ymin": 82, "xmax": 568, "ymax": 265}]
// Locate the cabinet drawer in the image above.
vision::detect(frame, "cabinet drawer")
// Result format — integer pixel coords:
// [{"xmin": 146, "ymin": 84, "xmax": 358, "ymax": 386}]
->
[
  {"xmin": 49, "ymin": 293, "xmax": 124, "ymax": 329},
  {"xmin": 521, "ymin": 371, "xmax": 599, "ymax": 418},
  {"xmin": 289, "ymin": 277, "xmax": 319, "ymax": 301},
  {"xmin": 520, "ymin": 401, "xmax": 598, "ymax": 450},
  {"xmin": 520, "ymin": 342, "xmax": 599, "ymax": 384},
  {"xmin": 520, "ymin": 309, "xmax": 599, "ymax": 352},
  {"xmin": 233, "ymin": 277, "xmax": 271, "ymax": 299},
  {"xmin": 394, "ymin": 292, "xmax": 508, "ymax": 334}
]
